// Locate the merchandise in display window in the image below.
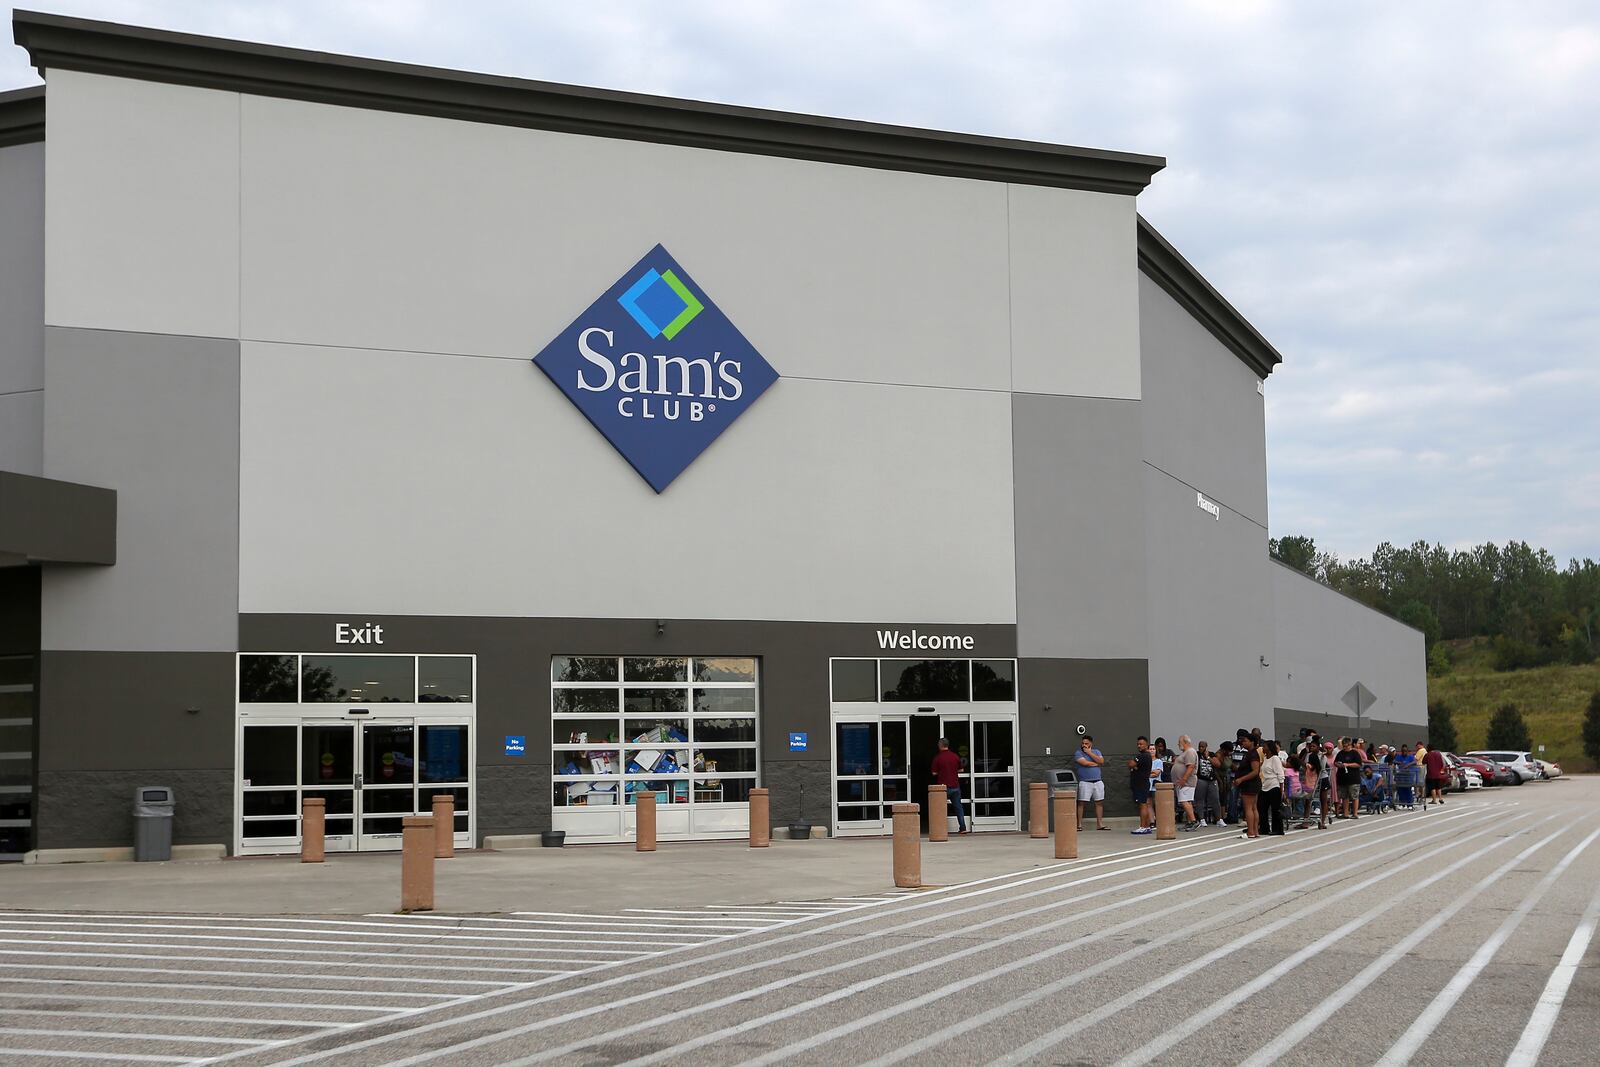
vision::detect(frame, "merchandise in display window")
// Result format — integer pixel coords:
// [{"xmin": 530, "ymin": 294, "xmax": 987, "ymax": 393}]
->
[{"xmin": 551, "ymin": 656, "xmax": 759, "ymax": 811}]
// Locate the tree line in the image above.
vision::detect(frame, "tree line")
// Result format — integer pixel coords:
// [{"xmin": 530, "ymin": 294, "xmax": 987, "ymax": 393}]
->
[{"xmin": 1270, "ymin": 536, "xmax": 1600, "ymax": 673}]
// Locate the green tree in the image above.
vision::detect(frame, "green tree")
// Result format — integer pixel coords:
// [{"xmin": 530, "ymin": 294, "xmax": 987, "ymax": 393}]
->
[
  {"xmin": 1486, "ymin": 703, "xmax": 1532, "ymax": 751},
  {"xmin": 1583, "ymin": 691, "xmax": 1600, "ymax": 768},
  {"xmin": 1426, "ymin": 643, "xmax": 1452, "ymax": 677},
  {"xmin": 1428, "ymin": 700, "xmax": 1459, "ymax": 752},
  {"xmin": 1396, "ymin": 600, "xmax": 1442, "ymax": 649},
  {"xmin": 1270, "ymin": 535, "xmax": 1329, "ymax": 580}
]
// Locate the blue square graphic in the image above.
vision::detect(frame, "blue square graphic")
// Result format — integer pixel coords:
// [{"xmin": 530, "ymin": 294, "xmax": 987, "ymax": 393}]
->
[{"xmin": 531, "ymin": 245, "xmax": 780, "ymax": 492}]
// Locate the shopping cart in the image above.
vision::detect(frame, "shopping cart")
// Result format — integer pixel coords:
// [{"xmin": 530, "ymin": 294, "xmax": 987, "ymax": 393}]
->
[{"xmin": 1391, "ymin": 762, "xmax": 1424, "ymax": 812}]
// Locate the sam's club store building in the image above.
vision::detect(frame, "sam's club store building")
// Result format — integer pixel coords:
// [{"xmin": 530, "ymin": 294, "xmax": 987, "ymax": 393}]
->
[{"xmin": 0, "ymin": 13, "xmax": 1425, "ymax": 861}]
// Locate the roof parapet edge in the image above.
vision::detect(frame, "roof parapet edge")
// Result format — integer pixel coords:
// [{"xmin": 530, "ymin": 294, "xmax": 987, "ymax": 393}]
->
[
  {"xmin": 12, "ymin": 10, "xmax": 1166, "ymax": 195},
  {"xmin": 0, "ymin": 85, "xmax": 45, "ymax": 147},
  {"xmin": 1137, "ymin": 215, "xmax": 1284, "ymax": 378}
]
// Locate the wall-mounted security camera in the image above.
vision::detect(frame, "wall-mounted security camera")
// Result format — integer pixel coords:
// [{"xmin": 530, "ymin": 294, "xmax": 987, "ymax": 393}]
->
[{"xmin": 1076, "ymin": 724, "xmax": 1088, "ymax": 736}]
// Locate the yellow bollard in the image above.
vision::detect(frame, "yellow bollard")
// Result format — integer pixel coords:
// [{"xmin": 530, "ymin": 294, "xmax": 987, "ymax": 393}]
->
[
  {"xmin": 892, "ymin": 803, "xmax": 922, "ymax": 888},
  {"xmin": 749, "ymin": 787, "xmax": 770, "ymax": 848},
  {"xmin": 432, "ymin": 794, "xmax": 455, "ymax": 859},
  {"xmin": 928, "ymin": 785, "xmax": 949, "ymax": 842},
  {"xmin": 636, "ymin": 791, "xmax": 657, "ymax": 852},
  {"xmin": 300, "ymin": 796, "xmax": 325, "ymax": 864},
  {"xmin": 1029, "ymin": 781, "xmax": 1050, "ymax": 838},
  {"xmin": 1054, "ymin": 793, "xmax": 1078, "ymax": 859},
  {"xmin": 1155, "ymin": 782, "xmax": 1177, "ymax": 840},
  {"xmin": 400, "ymin": 815, "xmax": 435, "ymax": 912}
]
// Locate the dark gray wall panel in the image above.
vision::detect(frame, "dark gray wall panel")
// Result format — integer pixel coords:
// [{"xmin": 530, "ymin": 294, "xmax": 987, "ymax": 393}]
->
[
  {"xmin": 1139, "ymin": 274, "xmax": 1269, "ymax": 526},
  {"xmin": 38, "ymin": 651, "xmax": 235, "ymax": 771},
  {"xmin": 1013, "ymin": 393, "xmax": 1147, "ymax": 659},
  {"xmin": 0, "ymin": 567, "xmax": 40, "ymax": 654},
  {"xmin": 1018, "ymin": 657, "xmax": 1150, "ymax": 821},
  {"xmin": 36, "ymin": 768, "xmax": 230, "ymax": 849},
  {"xmin": 41, "ymin": 328, "xmax": 239, "ymax": 651}
]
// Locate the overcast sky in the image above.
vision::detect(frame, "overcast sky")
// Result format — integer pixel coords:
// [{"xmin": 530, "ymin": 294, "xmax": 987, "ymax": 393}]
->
[{"xmin": 6, "ymin": 1, "xmax": 1596, "ymax": 565}]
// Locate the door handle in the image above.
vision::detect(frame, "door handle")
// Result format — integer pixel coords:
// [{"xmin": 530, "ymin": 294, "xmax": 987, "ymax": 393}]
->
[{"xmin": 354, "ymin": 773, "xmax": 364, "ymax": 790}]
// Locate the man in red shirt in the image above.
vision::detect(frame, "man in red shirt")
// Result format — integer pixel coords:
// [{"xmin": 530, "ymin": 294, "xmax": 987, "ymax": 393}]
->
[
  {"xmin": 931, "ymin": 738, "xmax": 969, "ymax": 835},
  {"xmin": 1423, "ymin": 745, "xmax": 1449, "ymax": 805}
]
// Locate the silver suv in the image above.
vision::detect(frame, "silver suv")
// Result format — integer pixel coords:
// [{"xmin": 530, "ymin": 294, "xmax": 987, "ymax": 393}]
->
[{"xmin": 1464, "ymin": 750, "xmax": 1541, "ymax": 784}]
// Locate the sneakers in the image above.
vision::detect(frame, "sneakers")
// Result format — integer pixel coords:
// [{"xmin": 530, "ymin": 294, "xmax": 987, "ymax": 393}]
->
[
  {"xmin": 1131, "ymin": 826, "xmax": 1154, "ymax": 835},
  {"xmin": 1182, "ymin": 821, "xmax": 1199, "ymax": 832}
]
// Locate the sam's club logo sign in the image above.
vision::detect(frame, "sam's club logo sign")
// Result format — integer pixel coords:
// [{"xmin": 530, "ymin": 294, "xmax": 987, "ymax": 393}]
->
[{"xmin": 532, "ymin": 245, "xmax": 779, "ymax": 492}]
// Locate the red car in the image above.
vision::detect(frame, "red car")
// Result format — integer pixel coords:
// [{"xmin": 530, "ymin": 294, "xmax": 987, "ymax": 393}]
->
[{"xmin": 1455, "ymin": 754, "xmax": 1509, "ymax": 786}]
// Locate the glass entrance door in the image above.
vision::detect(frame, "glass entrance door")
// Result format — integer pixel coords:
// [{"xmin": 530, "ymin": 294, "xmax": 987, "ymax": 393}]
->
[
  {"xmin": 357, "ymin": 720, "xmax": 415, "ymax": 850},
  {"xmin": 937, "ymin": 712, "xmax": 1018, "ymax": 831}
]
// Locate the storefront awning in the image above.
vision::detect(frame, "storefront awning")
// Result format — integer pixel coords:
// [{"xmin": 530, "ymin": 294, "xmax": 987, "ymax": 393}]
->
[{"xmin": 0, "ymin": 470, "xmax": 116, "ymax": 566}]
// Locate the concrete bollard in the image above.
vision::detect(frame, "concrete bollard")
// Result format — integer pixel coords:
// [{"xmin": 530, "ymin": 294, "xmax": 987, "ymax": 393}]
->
[
  {"xmin": 636, "ymin": 792, "xmax": 657, "ymax": 852},
  {"xmin": 928, "ymin": 785, "xmax": 948, "ymax": 842},
  {"xmin": 432, "ymin": 794, "xmax": 455, "ymax": 859},
  {"xmin": 892, "ymin": 803, "xmax": 921, "ymax": 888},
  {"xmin": 1054, "ymin": 793, "xmax": 1078, "ymax": 859},
  {"xmin": 400, "ymin": 815, "xmax": 435, "ymax": 912},
  {"xmin": 1155, "ymin": 781, "xmax": 1177, "ymax": 840},
  {"xmin": 749, "ymin": 787, "xmax": 770, "ymax": 848},
  {"xmin": 1029, "ymin": 781, "xmax": 1050, "ymax": 838},
  {"xmin": 300, "ymin": 796, "xmax": 325, "ymax": 864}
]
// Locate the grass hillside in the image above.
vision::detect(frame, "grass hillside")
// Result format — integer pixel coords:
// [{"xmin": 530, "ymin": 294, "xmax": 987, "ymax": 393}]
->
[{"xmin": 1428, "ymin": 637, "xmax": 1600, "ymax": 772}]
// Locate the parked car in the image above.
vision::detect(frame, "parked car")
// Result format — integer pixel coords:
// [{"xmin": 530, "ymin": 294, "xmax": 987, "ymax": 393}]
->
[
  {"xmin": 1456, "ymin": 754, "xmax": 1510, "ymax": 787},
  {"xmin": 1440, "ymin": 752, "xmax": 1469, "ymax": 792},
  {"xmin": 1465, "ymin": 750, "xmax": 1541, "ymax": 784},
  {"xmin": 1535, "ymin": 758, "xmax": 1562, "ymax": 779},
  {"xmin": 1462, "ymin": 767, "xmax": 1484, "ymax": 789}
]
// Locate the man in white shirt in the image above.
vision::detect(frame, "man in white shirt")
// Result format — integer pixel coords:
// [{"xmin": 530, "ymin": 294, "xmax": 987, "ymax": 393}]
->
[{"xmin": 1174, "ymin": 735, "xmax": 1200, "ymax": 831}]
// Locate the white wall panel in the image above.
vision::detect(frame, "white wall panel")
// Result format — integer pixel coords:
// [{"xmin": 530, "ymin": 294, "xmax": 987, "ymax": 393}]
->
[
  {"xmin": 44, "ymin": 71, "xmax": 239, "ymax": 338},
  {"xmin": 1009, "ymin": 186, "xmax": 1140, "ymax": 399},
  {"xmin": 1273, "ymin": 563, "xmax": 1427, "ymax": 727},
  {"xmin": 238, "ymin": 341, "xmax": 1017, "ymax": 622},
  {"xmin": 239, "ymin": 95, "xmax": 1012, "ymax": 391}
]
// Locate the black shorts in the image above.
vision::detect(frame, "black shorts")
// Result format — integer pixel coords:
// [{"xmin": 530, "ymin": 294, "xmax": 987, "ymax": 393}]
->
[
  {"xmin": 1426, "ymin": 777, "xmax": 1447, "ymax": 792},
  {"xmin": 1131, "ymin": 785, "xmax": 1151, "ymax": 803}
]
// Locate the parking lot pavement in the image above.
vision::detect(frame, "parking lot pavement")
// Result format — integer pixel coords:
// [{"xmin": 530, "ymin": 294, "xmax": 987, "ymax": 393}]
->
[
  {"xmin": 2, "ymin": 778, "xmax": 1595, "ymax": 1065},
  {"xmin": 0, "ymin": 894, "xmax": 914, "ymax": 1064}
]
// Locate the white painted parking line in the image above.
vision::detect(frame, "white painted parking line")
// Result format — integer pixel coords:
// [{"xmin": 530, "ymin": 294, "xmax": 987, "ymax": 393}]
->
[
  {"xmin": 1, "ymin": 1050, "xmax": 191, "ymax": 1063},
  {"xmin": 1117, "ymin": 817, "xmax": 1567, "ymax": 1067},
  {"xmin": 509, "ymin": 910, "xmax": 781, "ymax": 924},
  {"xmin": 385, "ymin": 913, "xmax": 773, "ymax": 931},
  {"xmin": 0, "ymin": 926, "xmax": 697, "ymax": 950},
  {"xmin": 1, "ymin": 959, "xmax": 537, "ymax": 985},
  {"xmin": 864, "ymin": 810, "xmax": 1513, "ymax": 1066},
  {"xmin": 203, "ymin": 824, "xmax": 1363, "ymax": 1067},
  {"xmin": 373, "ymin": 818, "xmax": 1407, "ymax": 1067},
  {"xmin": 0, "ymin": 1009, "xmax": 358, "ymax": 1030},
  {"xmin": 0, "ymin": 975, "xmax": 468, "ymax": 998},
  {"xmin": 1376, "ymin": 827, "xmax": 1600, "ymax": 1066},
  {"xmin": 1505, "ymin": 877, "xmax": 1600, "ymax": 1067},
  {"xmin": 1239, "ymin": 824, "xmax": 1592, "ymax": 1067},
  {"xmin": 601, "ymin": 810, "xmax": 1502, "ymax": 1067},
  {"xmin": 0, "ymin": 916, "xmax": 706, "ymax": 943},
  {"xmin": 0, "ymin": 936, "xmax": 650, "ymax": 960},
  {"xmin": 0, "ymin": 990, "xmax": 411, "ymax": 1013},
  {"xmin": 0, "ymin": 1026, "xmax": 265, "ymax": 1046}
]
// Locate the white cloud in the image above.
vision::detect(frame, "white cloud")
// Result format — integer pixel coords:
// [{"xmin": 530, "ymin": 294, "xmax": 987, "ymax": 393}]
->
[{"xmin": 3, "ymin": 0, "xmax": 1595, "ymax": 562}]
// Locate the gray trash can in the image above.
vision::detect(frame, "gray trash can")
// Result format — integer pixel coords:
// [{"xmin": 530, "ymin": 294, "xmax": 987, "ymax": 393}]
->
[
  {"xmin": 1046, "ymin": 768, "xmax": 1078, "ymax": 830},
  {"xmin": 133, "ymin": 786, "xmax": 175, "ymax": 862}
]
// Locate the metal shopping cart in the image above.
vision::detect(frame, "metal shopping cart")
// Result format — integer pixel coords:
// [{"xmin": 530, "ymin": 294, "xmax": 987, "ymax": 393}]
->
[{"xmin": 1391, "ymin": 762, "xmax": 1424, "ymax": 812}]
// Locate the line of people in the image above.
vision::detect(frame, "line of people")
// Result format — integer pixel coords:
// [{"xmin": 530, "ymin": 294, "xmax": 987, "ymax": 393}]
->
[{"xmin": 1072, "ymin": 729, "xmax": 1443, "ymax": 839}]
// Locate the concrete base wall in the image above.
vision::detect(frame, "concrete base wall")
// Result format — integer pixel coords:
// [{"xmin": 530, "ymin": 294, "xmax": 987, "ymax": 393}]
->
[{"xmin": 36, "ymin": 768, "xmax": 231, "ymax": 851}]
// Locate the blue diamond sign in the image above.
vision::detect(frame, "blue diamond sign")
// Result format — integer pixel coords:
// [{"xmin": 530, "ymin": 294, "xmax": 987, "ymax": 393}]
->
[{"xmin": 532, "ymin": 245, "xmax": 779, "ymax": 492}]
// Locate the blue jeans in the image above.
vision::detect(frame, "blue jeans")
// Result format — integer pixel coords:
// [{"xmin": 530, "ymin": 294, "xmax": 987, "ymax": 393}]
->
[
  {"xmin": 946, "ymin": 786, "xmax": 967, "ymax": 832},
  {"xmin": 1226, "ymin": 786, "xmax": 1243, "ymax": 823}
]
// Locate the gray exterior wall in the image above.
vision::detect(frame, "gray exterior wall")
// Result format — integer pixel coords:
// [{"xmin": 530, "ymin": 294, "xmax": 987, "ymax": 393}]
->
[
  {"xmin": 0, "ymin": 140, "xmax": 44, "ymax": 476},
  {"xmin": 1139, "ymin": 276, "xmax": 1273, "ymax": 745},
  {"xmin": 40, "ymin": 328, "xmax": 239, "ymax": 652},
  {"xmin": 1013, "ymin": 393, "xmax": 1147, "ymax": 660},
  {"xmin": 1271, "ymin": 561, "xmax": 1427, "ymax": 733}
]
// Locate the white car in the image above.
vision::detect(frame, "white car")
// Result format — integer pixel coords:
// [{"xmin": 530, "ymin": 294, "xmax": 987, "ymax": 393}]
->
[
  {"xmin": 1462, "ymin": 767, "xmax": 1484, "ymax": 789},
  {"xmin": 1465, "ymin": 751, "xmax": 1541, "ymax": 784},
  {"xmin": 1534, "ymin": 758, "xmax": 1562, "ymax": 779}
]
